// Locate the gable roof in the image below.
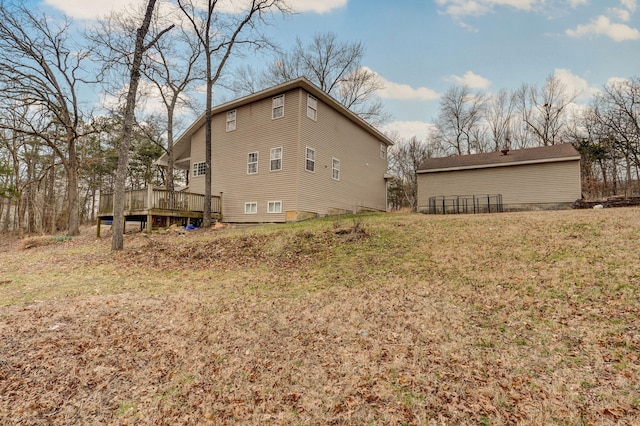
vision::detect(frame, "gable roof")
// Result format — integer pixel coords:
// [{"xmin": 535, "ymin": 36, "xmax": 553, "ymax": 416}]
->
[
  {"xmin": 158, "ymin": 78, "xmax": 393, "ymax": 166},
  {"xmin": 416, "ymin": 144, "xmax": 581, "ymax": 174}
]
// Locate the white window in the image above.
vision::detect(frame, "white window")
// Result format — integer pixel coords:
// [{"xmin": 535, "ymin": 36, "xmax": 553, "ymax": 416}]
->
[
  {"xmin": 332, "ymin": 158, "xmax": 340, "ymax": 181},
  {"xmin": 267, "ymin": 201, "xmax": 282, "ymax": 214},
  {"xmin": 305, "ymin": 147, "xmax": 315, "ymax": 172},
  {"xmin": 226, "ymin": 110, "xmax": 236, "ymax": 131},
  {"xmin": 244, "ymin": 202, "xmax": 257, "ymax": 214},
  {"xmin": 270, "ymin": 147, "xmax": 282, "ymax": 171},
  {"xmin": 247, "ymin": 152, "xmax": 258, "ymax": 174},
  {"xmin": 272, "ymin": 94, "xmax": 284, "ymax": 119},
  {"xmin": 307, "ymin": 94, "xmax": 317, "ymax": 120},
  {"xmin": 193, "ymin": 161, "xmax": 206, "ymax": 177},
  {"xmin": 380, "ymin": 143, "xmax": 387, "ymax": 159}
]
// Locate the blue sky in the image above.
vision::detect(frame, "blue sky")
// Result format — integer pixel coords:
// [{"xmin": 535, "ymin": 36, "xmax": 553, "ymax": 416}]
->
[{"xmin": 37, "ymin": 0, "xmax": 640, "ymax": 140}]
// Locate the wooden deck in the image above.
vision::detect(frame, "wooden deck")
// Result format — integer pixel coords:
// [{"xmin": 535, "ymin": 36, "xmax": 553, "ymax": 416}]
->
[{"xmin": 97, "ymin": 188, "xmax": 222, "ymax": 236}]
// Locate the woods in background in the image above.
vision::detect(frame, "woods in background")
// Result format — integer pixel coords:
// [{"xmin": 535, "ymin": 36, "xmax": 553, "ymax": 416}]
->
[{"xmin": 0, "ymin": 1, "xmax": 638, "ymax": 233}]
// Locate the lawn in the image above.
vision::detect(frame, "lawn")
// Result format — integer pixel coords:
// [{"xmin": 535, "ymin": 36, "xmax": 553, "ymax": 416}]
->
[{"xmin": 0, "ymin": 209, "xmax": 639, "ymax": 425}]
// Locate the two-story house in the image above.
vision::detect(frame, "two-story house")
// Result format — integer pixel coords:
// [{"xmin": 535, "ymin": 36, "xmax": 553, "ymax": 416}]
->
[{"xmin": 160, "ymin": 77, "xmax": 393, "ymax": 223}]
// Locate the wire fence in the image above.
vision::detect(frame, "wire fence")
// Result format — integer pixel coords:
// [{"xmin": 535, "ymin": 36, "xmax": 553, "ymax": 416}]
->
[{"xmin": 427, "ymin": 194, "xmax": 503, "ymax": 214}]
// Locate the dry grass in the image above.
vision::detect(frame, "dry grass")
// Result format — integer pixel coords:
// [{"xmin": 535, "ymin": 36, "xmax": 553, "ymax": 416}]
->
[{"xmin": 0, "ymin": 209, "xmax": 639, "ymax": 425}]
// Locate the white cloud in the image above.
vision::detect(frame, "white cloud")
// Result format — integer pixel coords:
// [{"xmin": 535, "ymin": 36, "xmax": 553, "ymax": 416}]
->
[
  {"xmin": 566, "ymin": 15, "xmax": 640, "ymax": 41},
  {"xmin": 609, "ymin": 7, "xmax": 632, "ymax": 21},
  {"xmin": 100, "ymin": 80, "xmax": 192, "ymax": 117},
  {"xmin": 43, "ymin": 0, "xmax": 136, "ymax": 19},
  {"xmin": 380, "ymin": 121, "xmax": 436, "ymax": 141},
  {"xmin": 607, "ymin": 76, "xmax": 630, "ymax": 85},
  {"xmin": 43, "ymin": 0, "xmax": 336, "ymax": 20},
  {"xmin": 568, "ymin": 0, "xmax": 588, "ymax": 6},
  {"xmin": 288, "ymin": 0, "xmax": 347, "ymax": 14},
  {"xmin": 363, "ymin": 68, "xmax": 439, "ymax": 101},
  {"xmin": 620, "ymin": 0, "xmax": 637, "ymax": 13},
  {"xmin": 435, "ymin": 0, "xmax": 538, "ymax": 17},
  {"xmin": 553, "ymin": 68, "xmax": 599, "ymax": 100},
  {"xmin": 448, "ymin": 71, "xmax": 491, "ymax": 89}
]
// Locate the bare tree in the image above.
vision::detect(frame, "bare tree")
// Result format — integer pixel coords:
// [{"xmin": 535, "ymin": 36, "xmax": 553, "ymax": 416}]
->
[
  {"xmin": 516, "ymin": 74, "xmax": 578, "ymax": 147},
  {"xmin": 485, "ymin": 89, "xmax": 516, "ymax": 151},
  {"xmin": 101, "ymin": 0, "xmax": 174, "ymax": 250},
  {"xmin": 177, "ymin": 0, "xmax": 289, "ymax": 227},
  {"xmin": 434, "ymin": 85, "xmax": 486, "ymax": 155},
  {"xmin": 142, "ymin": 14, "xmax": 203, "ymax": 193},
  {"xmin": 232, "ymin": 32, "xmax": 387, "ymax": 123},
  {"xmin": 589, "ymin": 78, "xmax": 640, "ymax": 195},
  {"xmin": 388, "ymin": 136, "xmax": 434, "ymax": 210},
  {"xmin": 0, "ymin": 3, "xmax": 95, "ymax": 236}
]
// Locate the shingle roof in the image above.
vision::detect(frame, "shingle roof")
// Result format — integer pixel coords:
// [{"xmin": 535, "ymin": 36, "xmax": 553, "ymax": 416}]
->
[{"xmin": 417, "ymin": 143, "xmax": 580, "ymax": 173}]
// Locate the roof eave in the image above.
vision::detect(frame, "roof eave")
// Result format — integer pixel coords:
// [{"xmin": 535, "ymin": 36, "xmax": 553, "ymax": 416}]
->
[
  {"xmin": 158, "ymin": 78, "xmax": 393, "ymax": 165},
  {"xmin": 416, "ymin": 155, "xmax": 581, "ymax": 174}
]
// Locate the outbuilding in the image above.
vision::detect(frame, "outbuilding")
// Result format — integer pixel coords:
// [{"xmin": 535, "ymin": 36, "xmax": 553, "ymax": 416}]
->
[{"xmin": 416, "ymin": 144, "xmax": 582, "ymax": 213}]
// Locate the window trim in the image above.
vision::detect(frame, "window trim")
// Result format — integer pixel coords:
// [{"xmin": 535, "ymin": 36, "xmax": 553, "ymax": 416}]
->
[
  {"xmin": 244, "ymin": 202, "xmax": 258, "ymax": 214},
  {"xmin": 267, "ymin": 200, "xmax": 282, "ymax": 214},
  {"xmin": 270, "ymin": 147, "xmax": 282, "ymax": 172},
  {"xmin": 272, "ymin": 94, "xmax": 284, "ymax": 119},
  {"xmin": 247, "ymin": 151, "xmax": 258, "ymax": 175},
  {"xmin": 305, "ymin": 147, "xmax": 315, "ymax": 172},
  {"xmin": 380, "ymin": 142, "xmax": 387, "ymax": 159},
  {"xmin": 307, "ymin": 94, "xmax": 317, "ymax": 121},
  {"xmin": 332, "ymin": 157, "xmax": 340, "ymax": 181},
  {"xmin": 193, "ymin": 161, "xmax": 206, "ymax": 177},
  {"xmin": 226, "ymin": 109, "xmax": 236, "ymax": 132}
]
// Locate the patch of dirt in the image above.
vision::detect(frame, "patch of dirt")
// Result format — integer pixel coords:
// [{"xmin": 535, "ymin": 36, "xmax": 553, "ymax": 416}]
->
[{"xmin": 116, "ymin": 227, "xmax": 368, "ymax": 272}]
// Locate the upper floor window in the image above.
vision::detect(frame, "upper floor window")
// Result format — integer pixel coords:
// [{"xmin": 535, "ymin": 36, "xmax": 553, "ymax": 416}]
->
[
  {"xmin": 247, "ymin": 152, "xmax": 258, "ymax": 174},
  {"xmin": 270, "ymin": 147, "xmax": 282, "ymax": 171},
  {"xmin": 272, "ymin": 94, "xmax": 284, "ymax": 119},
  {"xmin": 193, "ymin": 161, "xmax": 206, "ymax": 177},
  {"xmin": 332, "ymin": 158, "xmax": 340, "ymax": 181},
  {"xmin": 380, "ymin": 143, "xmax": 387, "ymax": 159},
  {"xmin": 305, "ymin": 147, "xmax": 315, "ymax": 172},
  {"xmin": 307, "ymin": 94, "xmax": 317, "ymax": 120},
  {"xmin": 226, "ymin": 110, "xmax": 236, "ymax": 131}
]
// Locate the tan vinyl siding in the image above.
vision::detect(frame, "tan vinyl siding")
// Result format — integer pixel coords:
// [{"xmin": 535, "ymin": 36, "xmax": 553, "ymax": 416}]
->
[
  {"xmin": 417, "ymin": 160, "xmax": 582, "ymax": 210},
  {"xmin": 209, "ymin": 90, "xmax": 300, "ymax": 222},
  {"xmin": 187, "ymin": 131, "xmax": 206, "ymax": 196},
  {"xmin": 184, "ymin": 84, "xmax": 389, "ymax": 223},
  {"xmin": 296, "ymin": 89, "xmax": 387, "ymax": 215}
]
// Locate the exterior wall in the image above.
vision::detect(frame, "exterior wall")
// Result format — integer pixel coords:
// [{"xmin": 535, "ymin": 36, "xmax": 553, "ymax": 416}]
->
[
  {"xmin": 187, "ymin": 87, "xmax": 388, "ymax": 223},
  {"xmin": 296, "ymin": 90, "xmax": 388, "ymax": 216},
  {"xmin": 189, "ymin": 89, "xmax": 301, "ymax": 222},
  {"xmin": 417, "ymin": 160, "xmax": 582, "ymax": 212}
]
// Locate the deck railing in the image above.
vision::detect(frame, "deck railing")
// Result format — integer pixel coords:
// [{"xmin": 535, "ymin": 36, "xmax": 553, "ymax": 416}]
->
[{"xmin": 98, "ymin": 188, "xmax": 221, "ymax": 215}]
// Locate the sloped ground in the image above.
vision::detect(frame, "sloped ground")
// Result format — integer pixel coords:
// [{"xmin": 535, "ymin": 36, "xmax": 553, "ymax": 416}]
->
[{"xmin": 1, "ymin": 210, "xmax": 639, "ymax": 425}]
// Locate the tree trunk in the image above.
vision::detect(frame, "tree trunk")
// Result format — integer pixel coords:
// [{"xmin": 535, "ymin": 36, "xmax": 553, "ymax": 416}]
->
[
  {"xmin": 166, "ymin": 107, "xmax": 175, "ymax": 193},
  {"xmin": 66, "ymin": 135, "xmax": 81, "ymax": 236},
  {"xmin": 202, "ymin": 50, "xmax": 212, "ymax": 228},
  {"xmin": 112, "ymin": 0, "xmax": 165, "ymax": 250},
  {"xmin": 43, "ymin": 160, "xmax": 56, "ymax": 234}
]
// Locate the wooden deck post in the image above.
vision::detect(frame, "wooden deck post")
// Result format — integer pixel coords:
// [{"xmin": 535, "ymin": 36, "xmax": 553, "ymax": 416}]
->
[
  {"xmin": 146, "ymin": 213, "xmax": 153, "ymax": 233},
  {"xmin": 147, "ymin": 186, "xmax": 153, "ymax": 210},
  {"xmin": 96, "ymin": 218, "xmax": 101, "ymax": 238}
]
